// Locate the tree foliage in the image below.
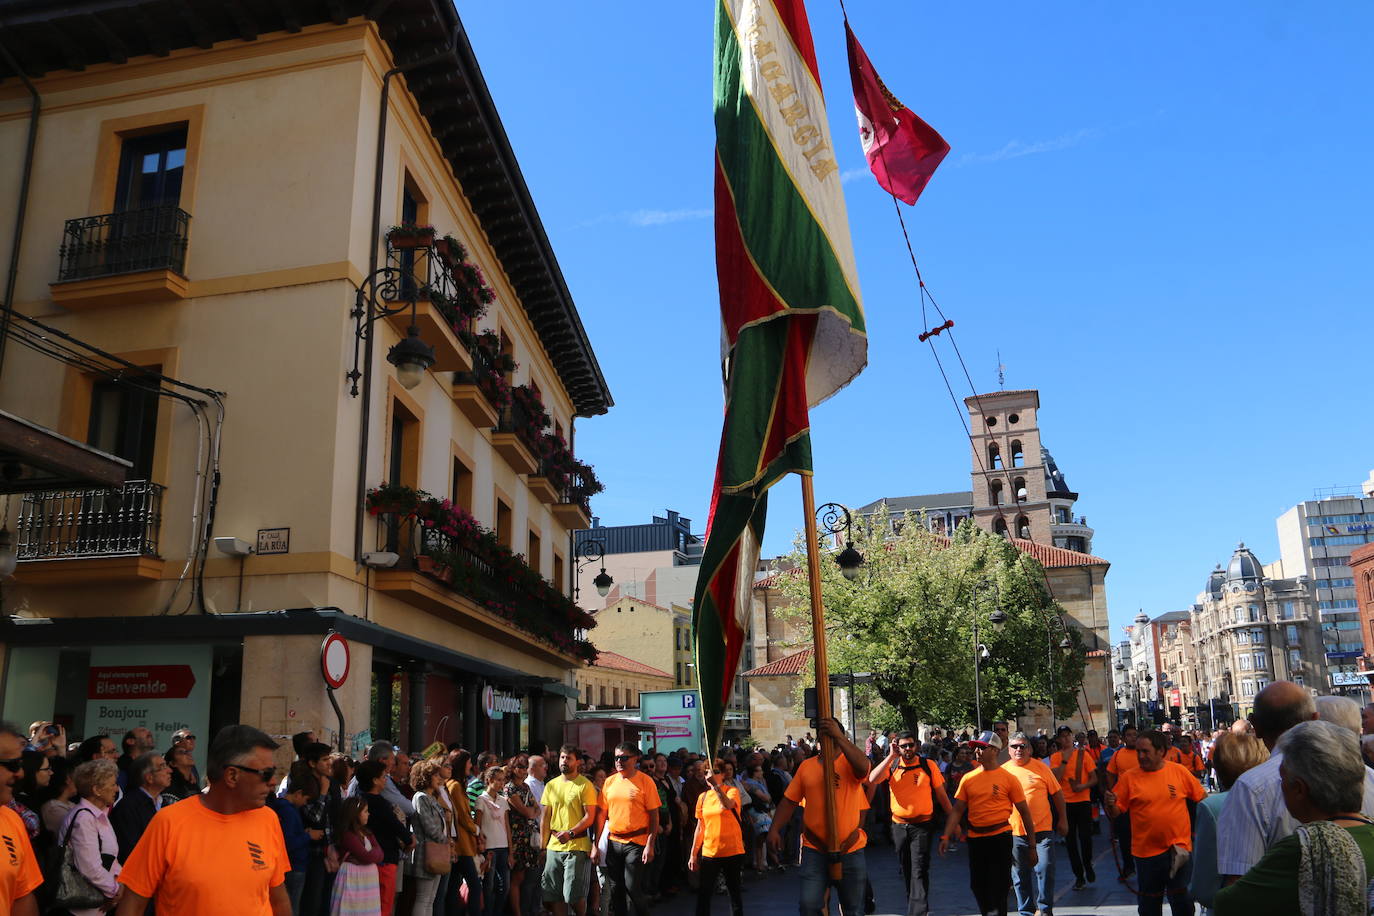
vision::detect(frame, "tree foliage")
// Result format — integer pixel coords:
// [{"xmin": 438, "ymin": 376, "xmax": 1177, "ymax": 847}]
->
[{"xmin": 777, "ymin": 512, "xmax": 1088, "ymax": 731}]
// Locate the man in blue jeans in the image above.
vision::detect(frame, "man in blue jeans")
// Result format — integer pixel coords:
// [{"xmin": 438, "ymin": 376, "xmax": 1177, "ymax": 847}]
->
[
  {"xmin": 1005, "ymin": 732, "xmax": 1068, "ymax": 916},
  {"xmin": 767, "ymin": 717, "xmax": 872, "ymax": 916}
]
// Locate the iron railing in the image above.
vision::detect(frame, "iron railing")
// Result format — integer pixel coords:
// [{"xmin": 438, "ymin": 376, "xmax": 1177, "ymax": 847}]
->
[
  {"xmin": 57, "ymin": 206, "xmax": 190, "ymax": 282},
  {"xmin": 16, "ymin": 481, "xmax": 165, "ymax": 560},
  {"xmin": 496, "ymin": 399, "xmax": 543, "ymax": 455},
  {"xmin": 561, "ymin": 467, "xmax": 595, "ymax": 512}
]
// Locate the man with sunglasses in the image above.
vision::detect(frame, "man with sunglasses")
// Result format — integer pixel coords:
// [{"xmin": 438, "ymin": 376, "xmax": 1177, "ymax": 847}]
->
[
  {"xmin": 867, "ymin": 730, "xmax": 952, "ymax": 916},
  {"xmin": 0, "ymin": 722, "xmax": 42, "ymax": 915},
  {"xmin": 115, "ymin": 724, "xmax": 291, "ymax": 915},
  {"xmin": 601, "ymin": 743, "xmax": 659, "ymax": 916},
  {"xmin": 1006, "ymin": 732, "xmax": 1068, "ymax": 916}
]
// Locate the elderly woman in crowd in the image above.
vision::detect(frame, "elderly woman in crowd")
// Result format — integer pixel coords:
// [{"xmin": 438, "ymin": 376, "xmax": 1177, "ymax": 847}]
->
[
  {"xmin": 61, "ymin": 758, "xmax": 122, "ymax": 916},
  {"xmin": 1215, "ymin": 720, "xmax": 1374, "ymax": 916},
  {"xmin": 1189, "ymin": 730, "xmax": 1269, "ymax": 912}
]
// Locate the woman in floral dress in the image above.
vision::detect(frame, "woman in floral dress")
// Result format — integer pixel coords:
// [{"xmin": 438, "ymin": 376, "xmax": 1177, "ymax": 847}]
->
[{"xmin": 502, "ymin": 756, "xmax": 541, "ymax": 916}]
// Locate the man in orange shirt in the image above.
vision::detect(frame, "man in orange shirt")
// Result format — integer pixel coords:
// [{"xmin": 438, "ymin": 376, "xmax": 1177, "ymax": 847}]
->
[
  {"xmin": 767, "ymin": 717, "xmax": 871, "ymax": 916},
  {"xmin": 1104, "ymin": 730, "xmax": 1205, "ymax": 916},
  {"xmin": 939, "ymin": 731, "xmax": 1037, "ymax": 916},
  {"xmin": 1049, "ymin": 730, "xmax": 1097, "ymax": 890},
  {"xmin": 600, "ymin": 743, "xmax": 659, "ymax": 916},
  {"xmin": 867, "ymin": 730, "xmax": 952, "ymax": 916},
  {"xmin": 1166, "ymin": 735, "xmax": 1205, "ymax": 781},
  {"xmin": 115, "ymin": 724, "xmax": 291, "ymax": 916},
  {"xmin": 1105, "ymin": 724, "xmax": 1139, "ymax": 877},
  {"xmin": 1006, "ymin": 733, "xmax": 1067, "ymax": 916},
  {"xmin": 688, "ymin": 763, "xmax": 745, "ymax": 916},
  {"xmin": 0, "ymin": 723, "xmax": 41, "ymax": 916}
]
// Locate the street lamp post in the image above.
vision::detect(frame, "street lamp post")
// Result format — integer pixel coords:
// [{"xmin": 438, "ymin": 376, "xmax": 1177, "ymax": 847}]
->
[
  {"xmin": 972, "ymin": 606, "xmax": 1007, "ymax": 730},
  {"xmin": 571, "ymin": 538, "xmax": 613, "ymax": 603},
  {"xmin": 814, "ymin": 503, "xmax": 864, "ymax": 580}
]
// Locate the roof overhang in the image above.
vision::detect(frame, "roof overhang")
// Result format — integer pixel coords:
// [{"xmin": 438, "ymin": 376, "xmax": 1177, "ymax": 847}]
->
[
  {"xmin": 0, "ymin": 0, "xmax": 612, "ymax": 417},
  {"xmin": 0, "ymin": 410, "xmax": 130, "ymax": 493}
]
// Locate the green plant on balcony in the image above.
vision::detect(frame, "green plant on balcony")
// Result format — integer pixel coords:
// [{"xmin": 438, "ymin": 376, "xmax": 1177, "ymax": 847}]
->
[
  {"xmin": 510, "ymin": 385, "xmax": 551, "ymax": 452},
  {"xmin": 568, "ymin": 459, "xmax": 605, "ymax": 504},
  {"xmin": 455, "ymin": 330, "xmax": 513, "ymax": 412},
  {"xmin": 539, "ymin": 433, "xmax": 577, "ymax": 491},
  {"xmin": 365, "ymin": 483, "xmax": 597, "ymax": 661}
]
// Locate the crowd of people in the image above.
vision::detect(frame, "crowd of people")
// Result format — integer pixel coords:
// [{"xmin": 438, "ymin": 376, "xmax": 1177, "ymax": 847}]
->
[{"xmin": 4, "ymin": 685, "xmax": 1374, "ymax": 916}]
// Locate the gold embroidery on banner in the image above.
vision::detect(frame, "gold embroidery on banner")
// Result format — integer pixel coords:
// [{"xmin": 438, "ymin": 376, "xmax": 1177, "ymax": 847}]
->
[{"xmin": 739, "ymin": 4, "xmax": 838, "ymax": 182}]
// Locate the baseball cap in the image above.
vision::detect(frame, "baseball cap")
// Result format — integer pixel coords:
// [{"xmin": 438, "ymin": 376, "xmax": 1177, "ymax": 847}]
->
[{"xmin": 969, "ymin": 730, "xmax": 1003, "ymax": 750}]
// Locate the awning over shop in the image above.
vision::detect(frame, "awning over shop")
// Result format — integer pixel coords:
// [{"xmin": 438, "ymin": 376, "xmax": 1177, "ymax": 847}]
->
[
  {"xmin": 0, "ymin": 410, "xmax": 130, "ymax": 493},
  {"xmin": 0, "ymin": 606, "xmax": 558, "ymax": 692}
]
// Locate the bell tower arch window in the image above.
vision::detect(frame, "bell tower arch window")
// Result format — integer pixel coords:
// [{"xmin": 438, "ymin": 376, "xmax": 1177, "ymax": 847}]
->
[
  {"xmin": 989, "ymin": 444, "xmax": 1003, "ymax": 470},
  {"xmin": 1011, "ymin": 440, "xmax": 1024, "ymax": 468}
]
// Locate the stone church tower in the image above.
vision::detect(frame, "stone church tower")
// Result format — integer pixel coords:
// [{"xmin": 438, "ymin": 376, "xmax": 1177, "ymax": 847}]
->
[{"xmin": 966, "ymin": 389, "xmax": 1094, "ymax": 553}]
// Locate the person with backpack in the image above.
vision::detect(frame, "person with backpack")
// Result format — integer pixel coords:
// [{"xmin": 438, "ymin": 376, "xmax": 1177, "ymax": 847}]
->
[{"xmin": 867, "ymin": 731, "xmax": 952, "ymax": 916}]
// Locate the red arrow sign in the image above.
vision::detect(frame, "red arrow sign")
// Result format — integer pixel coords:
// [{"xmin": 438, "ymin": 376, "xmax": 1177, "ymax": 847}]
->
[{"xmin": 87, "ymin": 665, "xmax": 197, "ymax": 700}]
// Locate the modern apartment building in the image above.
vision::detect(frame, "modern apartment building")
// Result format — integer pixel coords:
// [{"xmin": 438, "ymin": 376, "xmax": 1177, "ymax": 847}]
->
[
  {"xmin": 0, "ymin": 1, "xmax": 611, "ymax": 758},
  {"xmin": 1273, "ymin": 474, "xmax": 1374, "ymax": 683}
]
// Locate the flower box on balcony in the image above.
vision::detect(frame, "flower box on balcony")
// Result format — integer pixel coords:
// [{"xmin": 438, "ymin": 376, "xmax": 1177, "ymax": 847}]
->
[{"xmin": 386, "ymin": 225, "xmax": 436, "ymax": 250}]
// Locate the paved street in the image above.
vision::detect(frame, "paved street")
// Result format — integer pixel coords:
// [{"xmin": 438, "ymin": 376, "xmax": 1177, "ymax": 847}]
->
[{"xmin": 655, "ymin": 834, "xmax": 1147, "ymax": 916}]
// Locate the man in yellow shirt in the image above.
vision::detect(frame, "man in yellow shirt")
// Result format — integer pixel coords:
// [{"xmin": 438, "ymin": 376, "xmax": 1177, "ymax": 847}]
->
[
  {"xmin": 940, "ymin": 731, "xmax": 1037, "ymax": 916},
  {"xmin": 541, "ymin": 745, "xmax": 599, "ymax": 916},
  {"xmin": 767, "ymin": 717, "xmax": 871, "ymax": 916},
  {"xmin": 600, "ymin": 743, "xmax": 658, "ymax": 916},
  {"xmin": 867, "ymin": 730, "xmax": 951, "ymax": 916},
  {"xmin": 1007, "ymin": 733, "xmax": 1068, "ymax": 916}
]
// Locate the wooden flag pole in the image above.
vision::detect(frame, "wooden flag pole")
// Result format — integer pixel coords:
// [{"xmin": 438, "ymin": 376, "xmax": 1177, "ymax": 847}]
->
[{"xmin": 800, "ymin": 473, "xmax": 842, "ymax": 881}]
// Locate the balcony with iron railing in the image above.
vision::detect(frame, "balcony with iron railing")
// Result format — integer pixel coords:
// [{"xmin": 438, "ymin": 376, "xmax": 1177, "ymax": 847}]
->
[
  {"xmin": 51, "ymin": 207, "xmax": 191, "ymax": 310},
  {"xmin": 553, "ymin": 466, "xmax": 596, "ymax": 529},
  {"xmin": 370, "ymin": 510, "xmax": 595, "ymax": 664},
  {"xmin": 12, "ymin": 481, "xmax": 166, "ymax": 583},
  {"xmin": 451, "ymin": 334, "xmax": 506, "ymax": 428},
  {"xmin": 490, "ymin": 399, "xmax": 541, "ymax": 476}
]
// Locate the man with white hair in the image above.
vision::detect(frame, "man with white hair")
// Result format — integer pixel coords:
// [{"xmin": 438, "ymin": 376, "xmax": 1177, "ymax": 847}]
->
[
  {"xmin": 1217, "ymin": 681, "xmax": 1374, "ymax": 883},
  {"xmin": 1314, "ymin": 694, "xmax": 1362, "ymax": 735}
]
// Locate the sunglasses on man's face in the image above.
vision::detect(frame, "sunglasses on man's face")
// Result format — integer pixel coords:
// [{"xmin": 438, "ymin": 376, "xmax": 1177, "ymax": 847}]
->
[
  {"xmin": 0, "ymin": 758, "xmax": 22, "ymax": 773},
  {"xmin": 1009, "ymin": 744, "xmax": 1029, "ymax": 751},
  {"xmin": 896, "ymin": 743, "xmax": 917, "ymax": 751},
  {"xmin": 614, "ymin": 755, "xmax": 636, "ymax": 762},
  {"xmin": 230, "ymin": 764, "xmax": 276, "ymax": 783}
]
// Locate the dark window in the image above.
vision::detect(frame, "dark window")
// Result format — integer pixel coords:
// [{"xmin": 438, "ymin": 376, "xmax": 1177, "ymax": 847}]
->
[
  {"xmin": 115, "ymin": 128, "xmax": 187, "ymax": 211},
  {"xmin": 389, "ymin": 413, "xmax": 405, "ymax": 485},
  {"xmin": 398, "ymin": 186, "xmax": 420, "ymax": 298},
  {"xmin": 88, "ymin": 374, "xmax": 160, "ymax": 479}
]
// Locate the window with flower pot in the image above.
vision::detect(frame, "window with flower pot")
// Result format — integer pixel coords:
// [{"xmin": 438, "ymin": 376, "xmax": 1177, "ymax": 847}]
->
[{"xmin": 386, "ymin": 389, "xmax": 422, "ymax": 491}]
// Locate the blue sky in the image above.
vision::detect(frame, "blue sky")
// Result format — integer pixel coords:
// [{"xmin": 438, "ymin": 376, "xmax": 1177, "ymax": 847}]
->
[{"xmin": 460, "ymin": 3, "xmax": 1374, "ymax": 643}]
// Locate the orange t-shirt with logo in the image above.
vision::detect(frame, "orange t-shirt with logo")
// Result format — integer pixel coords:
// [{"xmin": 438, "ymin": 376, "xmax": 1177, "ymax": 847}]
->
[
  {"xmin": 0, "ymin": 805, "xmax": 42, "ymax": 909},
  {"xmin": 881, "ymin": 760, "xmax": 945, "ymax": 823},
  {"xmin": 602, "ymin": 770, "xmax": 660, "ymax": 845},
  {"xmin": 1112, "ymin": 761, "xmax": 1206, "ymax": 857},
  {"xmin": 1049, "ymin": 749, "xmax": 1094, "ymax": 804},
  {"xmin": 784, "ymin": 755, "xmax": 867, "ymax": 852},
  {"xmin": 694, "ymin": 786, "xmax": 744, "ymax": 858},
  {"xmin": 1006, "ymin": 759, "xmax": 1061, "ymax": 836},
  {"xmin": 118, "ymin": 797, "xmax": 288, "ymax": 915},
  {"xmin": 955, "ymin": 766, "xmax": 1026, "ymax": 837},
  {"xmin": 1166, "ymin": 748, "xmax": 1204, "ymax": 773},
  {"xmin": 1107, "ymin": 747, "xmax": 1139, "ymax": 777}
]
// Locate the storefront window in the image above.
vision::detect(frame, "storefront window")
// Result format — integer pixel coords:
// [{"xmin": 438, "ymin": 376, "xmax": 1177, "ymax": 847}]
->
[{"xmin": 2, "ymin": 642, "xmax": 241, "ymax": 750}]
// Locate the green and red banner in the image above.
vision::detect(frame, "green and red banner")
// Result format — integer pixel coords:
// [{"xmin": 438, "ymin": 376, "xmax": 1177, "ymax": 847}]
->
[{"xmin": 693, "ymin": 0, "xmax": 866, "ymax": 755}]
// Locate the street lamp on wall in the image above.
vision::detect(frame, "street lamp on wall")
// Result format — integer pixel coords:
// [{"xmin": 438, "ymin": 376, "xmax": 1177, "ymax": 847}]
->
[{"xmin": 346, "ymin": 250, "xmax": 438, "ymax": 396}]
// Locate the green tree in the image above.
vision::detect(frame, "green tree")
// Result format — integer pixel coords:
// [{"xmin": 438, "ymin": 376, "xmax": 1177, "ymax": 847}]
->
[{"xmin": 777, "ymin": 513, "xmax": 1088, "ymax": 731}]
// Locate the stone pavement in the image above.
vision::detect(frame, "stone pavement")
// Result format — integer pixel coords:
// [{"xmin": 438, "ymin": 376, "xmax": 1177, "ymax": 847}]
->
[{"xmin": 653, "ymin": 832, "xmax": 1155, "ymax": 916}]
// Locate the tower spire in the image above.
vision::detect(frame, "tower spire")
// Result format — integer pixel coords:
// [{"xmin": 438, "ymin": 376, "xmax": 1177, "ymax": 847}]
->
[{"xmin": 997, "ymin": 350, "xmax": 1006, "ymax": 389}]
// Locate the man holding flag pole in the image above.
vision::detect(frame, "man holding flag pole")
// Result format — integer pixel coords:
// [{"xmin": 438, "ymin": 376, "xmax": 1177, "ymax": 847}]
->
[{"xmin": 694, "ymin": 0, "xmax": 947, "ymax": 911}]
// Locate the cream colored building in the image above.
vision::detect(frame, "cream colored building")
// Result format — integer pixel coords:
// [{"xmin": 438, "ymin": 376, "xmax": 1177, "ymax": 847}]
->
[
  {"xmin": 575, "ymin": 651, "xmax": 673, "ymax": 712},
  {"xmin": 588, "ymin": 597, "xmax": 695, "ymax": 689},
  {"xmin": 0, "ymin": 2, "xmax": 611, "ymax": 761},
  {"xmin": 1189, "ymin": 544, "xmax": 1324, "ymax": 722}
]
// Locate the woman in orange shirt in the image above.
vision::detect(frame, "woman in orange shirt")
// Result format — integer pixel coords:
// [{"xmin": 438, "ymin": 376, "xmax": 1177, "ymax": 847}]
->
[{"xmin": 687, "ymin": 765, "xmax": 744, "ymax": 916}]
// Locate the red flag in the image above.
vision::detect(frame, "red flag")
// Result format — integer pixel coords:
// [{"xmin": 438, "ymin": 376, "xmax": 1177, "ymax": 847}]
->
[{"xmin": 845, "ymin": 22, "xmax": 949, "ymax": 205}]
